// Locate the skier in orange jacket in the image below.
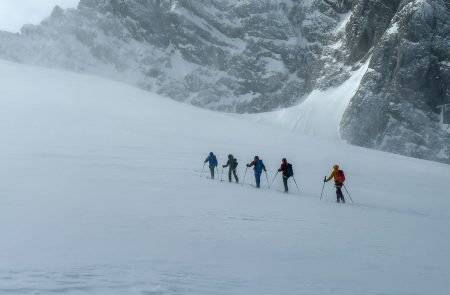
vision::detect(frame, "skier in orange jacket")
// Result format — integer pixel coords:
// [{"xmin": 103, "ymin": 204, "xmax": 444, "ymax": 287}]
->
[{"xmin": 325, "ymin": 164, "xmax": 345, "ymax": 203}]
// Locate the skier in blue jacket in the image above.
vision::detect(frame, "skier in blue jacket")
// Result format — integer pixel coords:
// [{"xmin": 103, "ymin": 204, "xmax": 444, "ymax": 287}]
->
[
  {"xmin": 246, "ymin": 156, "xmax": 266, "ymax": 188},
  {"xmin": 204, "ymin": 152, "xmax": 218, "ymax": 179}
]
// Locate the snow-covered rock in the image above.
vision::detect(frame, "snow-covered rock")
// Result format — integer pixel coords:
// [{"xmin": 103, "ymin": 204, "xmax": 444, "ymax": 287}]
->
[
  {"xmin": 341, "ymin": 0, "xmax": 450, "ymax": 163},
  {"xmin": 0, "ymin": 0, "xmax": 351, "ymax": 113}
]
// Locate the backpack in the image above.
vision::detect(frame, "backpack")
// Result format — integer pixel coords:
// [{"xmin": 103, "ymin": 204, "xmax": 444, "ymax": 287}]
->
[
  {"xmin": 286, "ymin": 163, "xmax": 294, "ymax": 178},
  {"xmin": 231, "ymin": 158, "xmax": 238, "ymax": 169},
  {"xmin": 335, "ymin": 170, "xmax": 345, "ymax": 183},
  {"xmin": 210, "ymin": 155, "xmax": 218, "ymax": 167},
  {"xmin": 255, "ymin": 159, "xmax": 264, "ymax": 174}
]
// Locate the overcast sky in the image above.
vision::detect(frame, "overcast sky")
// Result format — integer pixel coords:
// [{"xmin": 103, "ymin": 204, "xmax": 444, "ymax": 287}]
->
[{"xmin": 0, "ymin": 0, "xmax": 80, "ymax": 33}]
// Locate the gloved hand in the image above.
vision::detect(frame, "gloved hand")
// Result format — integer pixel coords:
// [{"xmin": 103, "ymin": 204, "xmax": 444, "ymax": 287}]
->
[
  {"xmin": 323, "ymin": 176, "xmax": 327, "ymax": 183},
  {"xmin": 246, "ymin": 164, "xmax": 250, "ymax": 167},
  {"xmin": 222, "ymin": 165, "xmax": 226, "ymax": 168}
]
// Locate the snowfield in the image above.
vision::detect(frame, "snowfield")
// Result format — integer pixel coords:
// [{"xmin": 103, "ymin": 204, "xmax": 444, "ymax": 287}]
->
[{"xmin": 1, "ymin": 60, "xmax": 450, "ymax": 295}]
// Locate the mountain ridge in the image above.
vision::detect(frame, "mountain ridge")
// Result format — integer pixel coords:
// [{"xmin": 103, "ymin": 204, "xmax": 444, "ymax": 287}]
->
[{"xmin": 0, "ymin": 0, "xmax": 448, "ymax": 163}]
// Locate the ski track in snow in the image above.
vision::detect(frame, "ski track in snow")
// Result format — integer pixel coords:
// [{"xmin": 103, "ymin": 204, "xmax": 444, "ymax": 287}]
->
[{"xmin": 0, "ymin": 60, "xmax": 450, "ymax": 294}]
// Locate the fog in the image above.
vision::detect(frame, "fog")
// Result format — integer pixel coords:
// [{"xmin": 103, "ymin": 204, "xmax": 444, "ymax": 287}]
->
[{"xmin": 0, "ymin": 0, "xmax": 79, "ymax": 33}]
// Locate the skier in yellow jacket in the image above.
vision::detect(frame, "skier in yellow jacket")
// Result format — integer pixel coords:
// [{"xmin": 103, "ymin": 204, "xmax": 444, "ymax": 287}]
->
[{"xmin": 325, "ymin": 164, "xmax": 345, "ymax": 203}]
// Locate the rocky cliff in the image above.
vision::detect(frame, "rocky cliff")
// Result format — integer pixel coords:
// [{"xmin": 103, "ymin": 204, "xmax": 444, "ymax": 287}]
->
[{"xmin": 341, "ymin": 0, "xmax": 450, "ymax": 163}]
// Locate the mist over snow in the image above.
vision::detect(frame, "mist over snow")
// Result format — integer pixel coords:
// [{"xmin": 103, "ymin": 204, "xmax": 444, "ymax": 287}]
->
[
  {"xmin": 0, "ymin": 0, "xmax": 79, "ymax": 33},
  {"xmin": 1, "ymin": 56, "xmax": 450, "ymax": 295},
  {"xmin": 0, "ymin": 2, "xmax": 449, "ymax": 292}
]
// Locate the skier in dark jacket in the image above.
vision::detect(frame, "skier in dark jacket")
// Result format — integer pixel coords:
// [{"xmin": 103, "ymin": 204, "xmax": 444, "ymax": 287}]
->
[
  {"xmin": 278, "ymin": 158, "xmax": 290, "ymax": 193},
  {"xmin": 325, "ymin": 164, "xmax": 345, "ymax": 203},
  {"xmin": 246, "ymin": 156, "xmax": 266, "ymax": 188},
  {"xmin": 223, "ymin": 154, "xmax": 239, "ymax": 183},
  {"xmin": 204, "ymin": 152, "xmax": 218, "ymax": 179}
]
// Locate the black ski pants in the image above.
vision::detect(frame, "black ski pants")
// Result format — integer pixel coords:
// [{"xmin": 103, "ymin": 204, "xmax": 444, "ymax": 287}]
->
[
  {"xmin": 209, "ymin": 166, "xmax": 215, "ymax": 179},
  {"xmin": 282, "ymin": 176, "xmax": 288, "ymax": 192},
  {"xmin": 228, "ymin": 168, "xmax": 239, "ymax": 183},
  {"xmin": 335, "ymin": 182, "xmax": 345, "ymax": 203}
]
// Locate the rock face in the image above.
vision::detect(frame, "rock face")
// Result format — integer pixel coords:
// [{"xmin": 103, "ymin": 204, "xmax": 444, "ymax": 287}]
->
[
  {"xmin": 0, "ymin": 0, "xmax": 448, "ymax": 163},
  {"xmin": 346, "ymin": 0, "xmax": 403, "ymax": 62},
  {"xmin": 341, "ymin": 0, "xmax": 450, "ymax": 162}
]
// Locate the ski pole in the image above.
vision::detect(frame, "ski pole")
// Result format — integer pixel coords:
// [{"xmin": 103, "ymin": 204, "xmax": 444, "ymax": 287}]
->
[
  {"xmin": 269, "ymin": 171, "xmax": 279, "ymax": 189},
  {"xmin": 242, "ymin": 166, "xmax": 248, "ymax": 186},
  {"xmin": 214, "ymin": 166, "xmax": 219, "ymax": 180},
  {"xmin": 343, "ymin": 184, "xmax": 354, "ymax": 203},
  {"xmin": 264, "ymin": 171, "xmax": 270, "ymax": 189},
  {"xmin": 200, "ymin": 163, "xmax": 206, "ymax": 177},
  {"xmin": 292, "ymin": 176, "xmax": 300, "ymax": 192},
  {"xmin": 320, "ymin": 176, "xmax": 326, "ymax": 200},
  {"xmin": 220, "ymin": 167, "xmax": 224, "ymax": 182}
]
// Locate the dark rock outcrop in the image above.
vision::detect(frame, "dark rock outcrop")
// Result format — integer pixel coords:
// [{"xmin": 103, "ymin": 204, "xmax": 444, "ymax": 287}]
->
[
  {"xmin": 341, "ymin": 0, "xmax": 450, "ymax": 163},
  {"xmin": 346, "ymin": 0, "xmax": 402, "ymax": 62}
]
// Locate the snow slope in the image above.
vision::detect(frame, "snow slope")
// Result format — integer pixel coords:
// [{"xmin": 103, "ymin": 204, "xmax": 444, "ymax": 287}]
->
[
  {"xmin": 1, "ymin": 60, "xmax": 450, "ymax": 295},
  {"xmin": 248, "ymin": 61, "xmax": 369, "ymax": 140}
]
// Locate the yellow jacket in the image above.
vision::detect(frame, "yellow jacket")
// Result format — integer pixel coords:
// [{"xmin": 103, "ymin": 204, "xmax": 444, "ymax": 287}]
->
[{"xmin": 326, "ymin": 167, "xmax": 339, "ymax": 182}]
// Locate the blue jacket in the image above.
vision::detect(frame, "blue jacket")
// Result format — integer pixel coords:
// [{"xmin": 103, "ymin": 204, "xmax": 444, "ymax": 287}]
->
[
  {"xmin": 205, "ymin": 153, "xmax": 218, "ymax": 167},
  {"xmin": 247, "ymin": 159, "xmax": 266, "ymax": 175}
]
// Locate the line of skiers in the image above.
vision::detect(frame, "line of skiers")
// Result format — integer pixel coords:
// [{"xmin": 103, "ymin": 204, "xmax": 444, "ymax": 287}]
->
[{"xmin": 204, "ymin": 152, "xmax": 348, "ymax": 203}]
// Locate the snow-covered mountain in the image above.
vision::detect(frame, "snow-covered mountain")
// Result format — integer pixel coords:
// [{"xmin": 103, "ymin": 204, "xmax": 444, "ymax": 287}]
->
[
  {"xmin": 0, "ymin": 0, "xmax": 350, "ymax": 112},
  {"xmin": 2, "ymin": 58, "xmax": 450, "ymax": 295},
  {"xmin": 0, "ymin": 0, "xmax": 448, "ymax": 163}
]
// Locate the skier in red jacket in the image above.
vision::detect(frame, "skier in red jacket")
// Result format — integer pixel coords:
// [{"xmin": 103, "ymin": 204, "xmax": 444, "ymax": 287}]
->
[{"xmin": 278, "ymin": 158, "xmax": 290, "ymax": 193}]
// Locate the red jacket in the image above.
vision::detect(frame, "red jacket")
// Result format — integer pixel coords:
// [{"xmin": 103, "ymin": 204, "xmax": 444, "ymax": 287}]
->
[{"xmin": 278, "ymin": 160, "xmax": 288, "ymax": 177}]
